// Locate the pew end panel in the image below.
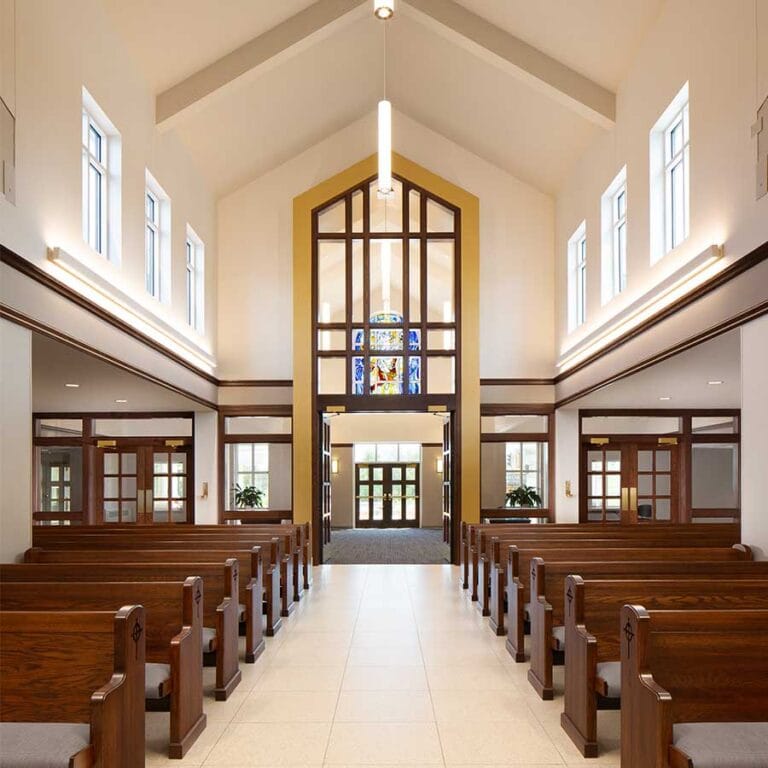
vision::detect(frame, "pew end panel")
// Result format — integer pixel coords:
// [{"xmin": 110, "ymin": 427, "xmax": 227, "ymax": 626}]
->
[
  {"xmin": 0, "ymin": 605, "xmax": 146, "ymax": 768},
  {"xmin": 245, "ymin": 547, "xmax": 266, "ymax": 663},
  {"xmin": 215, "ymin": 559, "xmax": 242, "ymax": 701},
  {"xmin": 527, "ymin": 557, "xmax": 555, "ymax": 700},
  {"xmin": 504, "ymin": 546, "xmax": 526, "ymax": 662}
]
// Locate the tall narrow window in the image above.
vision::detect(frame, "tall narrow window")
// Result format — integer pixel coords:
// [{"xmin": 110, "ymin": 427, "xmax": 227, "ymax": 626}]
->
[
  {"xmin": 81, "ymin": 88, "xmax": 121, "ymax": 262},
  {"xmin": 145, "ymin": 189, "xmax": 159, "ymax": 297},
  {"xmin": 612, "ymin": 185, "xmax": 627, "ymax": 294},
  {"xmin": 649, "ymin": 83, "xmax": 689, "ymax": 262},
  {"xmin": 664, "ymin": 102, "xmax": 689, "ymax": 252},
  {"xmin": 145, "ymin": 170, "xmax": 171, "ymax": 302},
  {"xmin": 82, "ymin": 110, "xmax": 107, "ymax": 255},
  {"xmin": 568, "ymin": 221, "xmax": 587, "ymax": 330},
  {"xmin": 185, "ymin": 226, "xmax": 204, "ymax": 332}
]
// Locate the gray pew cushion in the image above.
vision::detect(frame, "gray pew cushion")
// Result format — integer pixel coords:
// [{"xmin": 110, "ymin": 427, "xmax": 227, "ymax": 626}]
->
[
  {"xmin": 238, "ymin": 602, "xmax": 246, "ymax": 622},
  {"xmin": 202, "ymin": 626, "xmax": 217, "ymax": 652},
  {"xmin": 552, "ymin": 625, "xmax": 565, "ymax": 651},
  {"xmin": 0, "ymin": 722, "xmax": 90, "ymax": 768},
  {"xmin": 145, "ymin": 662, "xmax": 172, "ymax": 699},
  {"xmin": 673, "ymin": 722, "xmax": 768, "ymax": 768},
  {"xmin": 595, "ymin": 661, "xmax": 621, "ymax": 698}
]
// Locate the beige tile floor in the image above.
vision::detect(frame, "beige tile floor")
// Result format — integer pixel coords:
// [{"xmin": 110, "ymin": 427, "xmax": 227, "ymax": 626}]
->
[{"xmin": 146, "ymin": 565, "xmax": 620, "ymax": 767}]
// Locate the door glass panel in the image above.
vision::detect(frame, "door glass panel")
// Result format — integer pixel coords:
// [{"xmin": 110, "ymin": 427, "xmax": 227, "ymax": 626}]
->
[
  {"xmin": 589, "ymin": 476, "xmax": 603, "ymax": 496},
  {"xmin": 406, "ymin": 484, "xmax": 416, "ymax": 497},
  {"xmin": 104, "ymin": 477, "xmax": 119, "ymax": 498},
  {"xmin": 656, "ymin": 498, "xmax": 671, "ymax": 520},
  {"xmin": 373, "ymin": 467, "xmax": 383, "ymax": 481},
  {"xmin": 359, "ymin": 485, "xmax": 369, "ymax": 497},
  {"xmin": 406, "ymin": 499, "xmax": 417, "ymax": 520},
  {"xmin": 121, "ymin": 477, "xmax": 137, "ymax": 497},
  {"xmin": 358, "ymin": 499, "xmax": 370, "ymax": 520},
  {"xmin": 104, "ymin": 501, "xmax": 119, "ymax": 522},
  {"xmin": 637, "ymin": 499, "xmax": 653, "ymax": 520},
  {"xmin": 638, "ymin": 451, "xmax": 653, "ymax": 472},
  {"xmin": 153, "ymin": 501, "xmax": 169, "ymax": 522},
  {"xmin": 656, "ymin": 450, "xmax": 671, "ymax": 471},
  {"xmin": 638, "ymin": 475, "xmax": 653, "ymax": 495},
  {"xmin": 372, "ymin": 499, "xmax": 384, "ymax": 520},
  {"xmin": 172, "ymin": 476, "xmax": 185, "ymax": 498},
  {"xmin": 405, "ymin": 466, "xmax": 416, "ymax": 481},
  {"xmin": 359, "ymin": 467, "xmax": 369, "ymax": 481},
  {"xmin": 171, "ymin": 453, "xmax": 186, "ymax": 473},
  {"xmin": 154, "ymin": 477, "xmax": 169, "ymax": 497},
  {"xmin": 392, "ymin": 484, "xmax": 402, "ymax": 497},
  {"xmin": 605, "ymin": 451, "xmax": 621, "ymax": 471},
  {"xmin": 121, "ymin": 453, "xmax": 137, "ymax": 474},
  {"xmin": 171, "ymin": 503, "xmax": 186, "ymax": 523},
  {"xmin": 373, "ymin": 484, "xmax": 383, "ymax": 497},
  {"xmin": 104, "ymin": 453, "xmax": 119, "ymax": 474},
  {"xmin": 656, "ymin": 474, "xmax": 671, "ymax": 495},
  {"xmin": 154, "ymin": 454, "xmax": 169, "ymax": 473},
  {"xmin": 392, "ymin": 499, "xmax": 402, "ymax": 520},
  {"xmin": 122, "ymin": 501, "xmax": 137, "ymax": 523},
  {"xmin": 605, "ymin": 475, "xmax": 621, "ymax": 496},
  {"xmin": 587, "ymin": 451, "xmax": 603, "ymax": 471}
]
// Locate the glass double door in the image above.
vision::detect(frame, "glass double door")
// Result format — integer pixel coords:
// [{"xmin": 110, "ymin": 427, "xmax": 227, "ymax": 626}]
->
[
  {"xmin": 355, "ymin": 462, "xmax": 420, "ymax": 528},
  {"xmin": 583, "ymin": 441, "xmax": 679, "ymax": 523},
  {"xmin": 96, "ymin": 444, "xmax": 191, "ymax": 524}
]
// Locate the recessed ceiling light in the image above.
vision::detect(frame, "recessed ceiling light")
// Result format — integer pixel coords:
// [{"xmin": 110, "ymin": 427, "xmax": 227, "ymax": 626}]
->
[
  {"xmin": 65, "ymin": 383, "xmax": 79, "ymax": 388},
  {"xmin": 115, "ymin": 399, "xmax": 128, "ymax": 404},
  {"xmin": 658, "ymin": 396, "xmax": 672, "ymax": 401},
  {"xmin": 708, "ymin": 380, "xmax": 724, "ymax": 385},
  {"xmin": 373, "ymin": 0, "xmax": 394, "ymax": 19}
]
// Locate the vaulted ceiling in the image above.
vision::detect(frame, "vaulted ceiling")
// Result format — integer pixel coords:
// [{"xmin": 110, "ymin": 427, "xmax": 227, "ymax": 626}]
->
[{"xmin": 102, "ymin": 0, "xmax": 664, "ymax": 197}]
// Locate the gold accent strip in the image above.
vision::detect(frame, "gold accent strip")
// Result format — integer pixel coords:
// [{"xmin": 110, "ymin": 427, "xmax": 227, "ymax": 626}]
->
[
  {"xmin": 428, "ymin": 405, "xmax": 448, "ymax": 413},
  {"xmin": 165, "ymin": 439, "xmax": 184, "ymax": 448},
  {"xmin": 325, "ymin": 405, "xmax": 346, "ymax": 414},
  {"xmin": 590, "ymin": 437, "xmax": 609, "ymax": 445},
  {"xmin": 97, "ymin": 439, "xmax": 117, "ymax": 448},
  {"xmin": 658, "ymin": 437, "xmax": 678, "ymax": 445},
  {"xmin": 621, "ymin": 487, "xmax": 629, "ymax": 512},
  {"xmin": 629, "ymin": 487, "xmax": 638, "ymax": 513}
]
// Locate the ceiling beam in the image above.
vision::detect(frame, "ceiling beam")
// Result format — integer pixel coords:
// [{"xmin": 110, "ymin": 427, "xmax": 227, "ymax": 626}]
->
[
  {"xmin": 402, "ymin": 0, "xmax": 616, "ymax": 128},
  {"xmin": 155, "ymin": 0, "xmax": 368, "ymax": 129}
]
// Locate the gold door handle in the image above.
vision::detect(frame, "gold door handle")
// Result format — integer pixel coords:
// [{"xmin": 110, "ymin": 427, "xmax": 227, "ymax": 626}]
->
[
  {"xmin": 621, "ymin": 487, "xmax": 629, "ymax": 512},
  {"xmin": 629, "ymin": 487, "xmax": 638, "ymax": 513}
]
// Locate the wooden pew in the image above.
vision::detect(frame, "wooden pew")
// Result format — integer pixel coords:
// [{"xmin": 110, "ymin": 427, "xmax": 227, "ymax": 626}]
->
[
  {"xmin": 562, "ymin": 576, "xmax": 768, "ymax": 757},
  {"xmin": 27, "ymin": 543, "xmax": 277, "ymax": 647},
  {"xmin": 0, "ymin": 605, "xmax": 145, "ymax": 768},
  {"xmin": 473, "ymin": 526, "xmax": 739, "ymax": 611},
  {"xmin": 460, "ymin": 521, "xmax": 739, "ymax": 593},
  {"xmin": 501, "ymin": 545, "xmax": 752, "ymax": 664},
  {"xmin": 621, "ymin": 605, "xmax": 768, "ymax": 768},
  {"xmin": 32, "ymin": 532, "xmax": 295, "ymax": 616},
  {"xmin": 0, "ymin": 561, "xmax": 241, "ymax": 701},
  {"xmin": 33, "ymin": 521, "xmax": 313, "ymax": 594},
  {"xmin": 0, "ymin": 578, "xmax": 206, "ymax": 759}
]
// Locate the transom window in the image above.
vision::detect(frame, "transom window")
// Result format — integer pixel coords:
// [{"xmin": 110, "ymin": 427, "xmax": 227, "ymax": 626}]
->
[
  {"xmin": 314, "ymin": 176, "xmax": 459, "ymax": 399},
  {"xmin": 353, "ymin": 442, "xmax": 422, "ymax": 463},
  {"xmin": 568, "ymin": 221, "xmax": 587, "ymax": 330},
  {"xmin": 185, "ymin": 226, "xmax": 204, "ymax": 332}
]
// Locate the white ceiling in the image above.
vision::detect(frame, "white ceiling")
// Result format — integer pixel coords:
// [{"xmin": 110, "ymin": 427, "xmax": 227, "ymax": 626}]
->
[
  {"xmin": 32, "ymin": 334, "xmax": 207, "ymax": 413},
  {"xmin": 572, "ymin": 329, "xmax": 742, "ymax": 409},
  {"xmin": 101, "ymin": 0, "xmax": 665, "ymax": 197},
  {"xmin": 456, "ymin": 0, "xmax": 664, "ymax": 91}
]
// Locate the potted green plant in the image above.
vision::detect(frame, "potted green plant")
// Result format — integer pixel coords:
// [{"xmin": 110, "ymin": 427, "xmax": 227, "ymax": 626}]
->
[
  {"xmin": 233, "ymin": 484, "xmax": 264, "ymax": 510},
  {"xmin": 505, "ymin": 485, "xmax": 542, "ymax": 508}
]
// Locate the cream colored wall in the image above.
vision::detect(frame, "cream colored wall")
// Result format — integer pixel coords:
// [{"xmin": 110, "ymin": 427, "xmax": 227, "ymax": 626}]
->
[
  {"xmin": 741, "ymin": 316, "xmax": 768, "ymax": 560},
  {"xmin": 555, "ymin": 0, "xmax": 768, "ymax": 358},
  {"xmin": 0, "ymin": 0, "xmax": 217, "ymax": 368},
  {"xmin": 194, "ymin": 411, "xmax": 218, "ymax": 524},
  {"xmin": 330, "ymin": 413, "xmax": 444, "ymax": 444},
  {"xmin": 421, "ymin": 446, "xmax": 444, "ymax": 528},
  {"xmin": 330, "ymin": 446, "xmax": 354, "ymax": 529},
  {"xmin": 0, "ymin": 320, "xmax": 32, "ymax": 561},
  {"xmin": 217, "ymin": 109, "xmax": 554, "ymax": 380}
]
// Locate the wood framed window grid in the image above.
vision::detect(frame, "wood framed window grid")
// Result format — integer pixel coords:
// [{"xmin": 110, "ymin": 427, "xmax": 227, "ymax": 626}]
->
[
  {"xmin": 578, "ymin": 409, "xmax": 740, "ymax": 524},
  {"xmin": 32, "ymin": 411, "xmax": 195, "ymax": 525},
  {"xmin": 217, "ymin": 405, "xmax": 293, "ymax": 524},
  {"xmin": 480, "ymin": 404, "xmax": 555, "ymax": 522},
  {"xmin": 312, "ymin": 174, "xmax": 460, "ymax": 409}
]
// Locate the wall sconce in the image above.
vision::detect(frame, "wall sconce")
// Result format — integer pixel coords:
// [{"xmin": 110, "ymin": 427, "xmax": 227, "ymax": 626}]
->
[
  {"xmin": 564, "ymin": 480, "xmax": 573, "ymax": 498},
  {"xmin": 200, "ymin": 481, "xmax": 209, "ymax": 500},
  {"xmin": 331, "ymin": 458, "xmax": 339, "ymax": 474},
  {"xmin": 435, "ymin": 457, "xmax": 444, "ymax": 474}
]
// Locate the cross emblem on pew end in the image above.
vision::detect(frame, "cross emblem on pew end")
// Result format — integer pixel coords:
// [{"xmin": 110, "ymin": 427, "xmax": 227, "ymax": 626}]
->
[
  {"xmin": 566, "ymin": 586, "xmax": 573, "ymax": 614},
  {"xmin": 623, "ymin": 619, "xmax": 635, "ymax": 656},
  {"xmin": 131, "ymin": 619, "xmax": 144, "ymax": 658},
  {"xmin": 195, "ymin": 586, "xmax": 202, "ymax": 610}
]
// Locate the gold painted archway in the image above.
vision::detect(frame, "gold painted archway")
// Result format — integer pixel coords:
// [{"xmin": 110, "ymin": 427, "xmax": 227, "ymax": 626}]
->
[{"xmin": 292, "ymin": 153, "xmax": 480, "ymax": 560}]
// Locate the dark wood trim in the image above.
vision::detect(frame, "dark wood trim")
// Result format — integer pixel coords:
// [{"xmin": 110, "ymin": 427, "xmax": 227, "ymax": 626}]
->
[
  {"xmin": 554, "ymin": 238, "xmax": 768, "ymax": 385},
  {"xmin": 1, "ymin": 244, "xmax": 219, "ymax": 385},
  {"xmin": 219, "ymin": 405, "xmax": 293, "ymax": 417},
  {"xmin": 2, "ymin": 304, "xmax": 218, "ymax": 411},
  {"xmin": 218, "ymin": 380, "xmax": 293, "ymax": 388},
  {"xmin": 555, "ymin": 298, "xmax": 768, "ymax": 408},
  {"xmin": 481, "ymin": 403, "xmax": 555, "ymax": 416},
  {"xmin": 480, "ymin": 378, "xmax": 555, "ymax": 386}
]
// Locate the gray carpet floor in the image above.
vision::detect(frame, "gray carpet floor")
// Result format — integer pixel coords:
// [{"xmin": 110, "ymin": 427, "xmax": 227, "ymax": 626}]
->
[{"xmin": 325, "ymin": 528, "xmax": 450, "ymax": 564}]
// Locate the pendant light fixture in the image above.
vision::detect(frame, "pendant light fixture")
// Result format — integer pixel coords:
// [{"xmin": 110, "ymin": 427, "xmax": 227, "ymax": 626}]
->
[
  {"xmin": 375, "ymin": 0, "xmax": 394, "ymax": 198},
  {"xmin": 374, "ymin": 0, "xmax": 394, "ymax": 21}
]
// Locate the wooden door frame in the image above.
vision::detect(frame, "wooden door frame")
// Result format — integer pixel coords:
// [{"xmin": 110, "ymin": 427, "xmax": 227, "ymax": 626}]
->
[{"xmin": 354, "ymin": 462, "xmax": 421, "ymax": 529}]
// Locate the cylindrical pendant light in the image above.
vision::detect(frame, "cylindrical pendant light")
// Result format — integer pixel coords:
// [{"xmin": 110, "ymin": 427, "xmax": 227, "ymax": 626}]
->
[
  {"xmin": 378, "ymin": 99, "xmax": 393, "ymax": 197},
  {"xmin": 374, "ymin": 0, "xmax": 394, "ymax": 20}
]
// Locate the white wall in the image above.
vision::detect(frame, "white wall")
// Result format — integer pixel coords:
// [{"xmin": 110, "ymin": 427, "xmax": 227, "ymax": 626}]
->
[
  {"xmin": 0, "ymin": 0, "xmax": 217, "ymax": 364},
  {"xmin": 0, "ymin": 319, "xmax": 32, "ymax": 561},
  {"xmin": 554, "ymin": 408, "xmax": 580, "ymax": 523},
  {"xmin": 741, "ymin": 316, "xmax": 768, "ymax": 560},
  {"xmin": 555, "ymin": 0, "xmax": 768, "ymax": 359},
  {"xmin": 194, "ymin": 411, "xmax": 218, "ymax": 524},
  {"xmin": 217, "ymin": 109, "xmax": 555, "ymax": 380}
]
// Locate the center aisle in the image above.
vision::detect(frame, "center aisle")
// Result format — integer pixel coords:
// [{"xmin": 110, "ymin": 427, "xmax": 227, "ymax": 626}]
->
[{"xmin": 146, "ymin": 565, "xmax": 620, "ymax": 767}]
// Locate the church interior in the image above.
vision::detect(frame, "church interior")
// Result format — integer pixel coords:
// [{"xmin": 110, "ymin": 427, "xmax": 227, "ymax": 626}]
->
[{"xmin": 1, "ymin": 0, "xmax": 767, "ymax": 765}]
